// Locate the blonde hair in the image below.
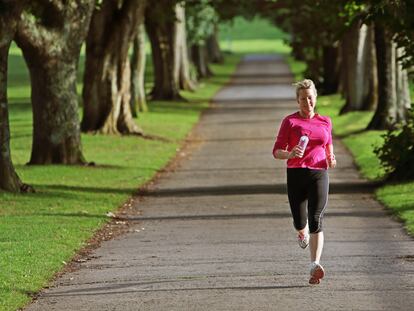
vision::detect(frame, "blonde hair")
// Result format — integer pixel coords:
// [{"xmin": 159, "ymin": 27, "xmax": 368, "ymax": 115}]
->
[{"xmin": 293, "ymin": 79, "xmax": 317, "ymax": 99}]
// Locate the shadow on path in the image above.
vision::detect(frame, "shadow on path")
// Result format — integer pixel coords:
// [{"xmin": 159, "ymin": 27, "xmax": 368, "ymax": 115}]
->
[
  {"xmin": 37, "ymin": 283, "xmax": 308, "ymax": 298},
  {"xmin": 138, "ymin": 181, "xmax": 382, "ymax": 198}
]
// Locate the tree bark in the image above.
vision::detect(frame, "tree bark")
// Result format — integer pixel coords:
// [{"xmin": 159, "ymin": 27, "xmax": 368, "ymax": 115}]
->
[
  {"xmin": 206, "ymin": 24, "xmax": 224, "ymax": 64},
  {"xmin": 145, "ymin": 0, "xmax": 182, "ymax": 100},
  {"xmin": 15, "ymin": 1, "xmax": 94, "ymax": 164},
  {"xmin": 191, "ymin": 44, "xmax": 213, "ymax": 79},
  {"xmin": 174, "ymin": 3, "xmax": 197, "ymax": 92},
  {"xmin": 322, "ymin": 45, "xmax": 339, "ymax": 95},
  {"xmin": 361, "ymin": 24, "xmax": 378, "ymax": 111},
  {"xmin": 395, "ymin": 46, "xmax": 411, "ymax": 121},
  {"xmin": 0, "ymin": 1, "xmax": 32, "ymax": 192},
  {"xmin": 82, "ymin": 0, "xmax": 146, "ymax": 134},
  {"xmin": 367, "ymin": 24, "xmax": 410, "ymax": 130},
  {"xmin": 130, "ymin": 21, "xmax": 147, "ymax": 117},
  {"xmin": 340, "ymin": 22, "xmax": 378, "ymax": 114}
]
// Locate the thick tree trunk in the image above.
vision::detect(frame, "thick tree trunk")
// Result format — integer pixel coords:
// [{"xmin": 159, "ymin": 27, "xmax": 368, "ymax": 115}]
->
[
  {"xmin": 0, "ymin": 2, "xmax": 29, "ymax": 192},
  {"xmin": 322, "ymin": 45, "xmax": 339, "ymax": 95},
  {"xmin": 191, "ymin": 44, "xmax": 213, "ymax": 79},
  {"xmin": 26, "ymin": 59, "xmax": 86, "ymax": 164},
  {"xmin": 340, "ymin": 22, "xmax": 378, "ymax": 114},
  {"xmin": 82, "ymin": 0, "xmax": 146, "ymax": 134},
  {"xmin": 206, "ymin": 24, "xmax": 224, "ymax": 64},
  {"xmin": 367, "ymin": 24, "xmax": 410, "ymax": 130},
  {"xmin": 174, "ymin": 3, "xmax": 197, "ymax": 92},
  {"xmin": 145, "ymin": 0, "xmax": 182, "ymax": 100},
  {"xmin": 15, "ymin": 1, "xmax": 94, "ymax": 164},
  {"xmin": 130, "ymin": 22, "xmax": 147, "ymax": 117}
]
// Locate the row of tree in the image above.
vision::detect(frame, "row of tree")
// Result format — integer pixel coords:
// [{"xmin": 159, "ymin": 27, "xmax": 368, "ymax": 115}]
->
[
  {"xmin": 0, "ymin": 0, "xmax": 227, "ymax": 193},
  {"xmin": 2, "ymin": 0, "xmax": 413, "ymax": 193},
  {"xmin": 255, "ymin": 0, "xmax": 413, "ymax": 130}
]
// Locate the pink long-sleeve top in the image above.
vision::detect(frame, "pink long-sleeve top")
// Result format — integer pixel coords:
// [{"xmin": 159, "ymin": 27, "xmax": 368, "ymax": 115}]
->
[{"xmin": 272, "ymin": 112, "xmax": 333, "ymax": 170}]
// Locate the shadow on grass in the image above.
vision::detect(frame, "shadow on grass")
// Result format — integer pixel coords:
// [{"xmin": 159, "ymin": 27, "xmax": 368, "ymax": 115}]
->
[
  {"xmin": 37, "ymin": 212, "xmax": 108, "ymax": 219},
  {"xmin": 32, "ymin": 184, "xmax": 137, "ymax": 196},
  {"xmin": 9, "ymin": 101, "xmax": 32, "ymax": 113},
  {"xmin": 14, "ymin": 163, "xmax": 129, "ymax": 170}
]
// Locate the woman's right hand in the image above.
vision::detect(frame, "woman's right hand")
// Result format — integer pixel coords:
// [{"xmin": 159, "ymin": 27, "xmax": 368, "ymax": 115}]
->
[{"xmin": 289, "ymin": 145, "xmax": 305, "ymax": 158}]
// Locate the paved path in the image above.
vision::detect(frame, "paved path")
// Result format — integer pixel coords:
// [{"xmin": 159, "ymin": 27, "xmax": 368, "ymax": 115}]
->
[{"xmin": 27, "ymin": 55, "xmax": 414, "ymax": 311}]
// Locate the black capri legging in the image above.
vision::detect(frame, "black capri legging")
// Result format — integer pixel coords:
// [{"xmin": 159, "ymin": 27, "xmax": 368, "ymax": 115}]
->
[{"xmin": 287, "ymin": 168, "xmax": 329, "ymax": 233}]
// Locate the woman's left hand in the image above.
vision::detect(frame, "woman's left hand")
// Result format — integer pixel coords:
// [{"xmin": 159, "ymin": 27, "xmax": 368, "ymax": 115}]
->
[{"xmin": 327, "ymin": 154, "xmax": 336, "ymax": 168}]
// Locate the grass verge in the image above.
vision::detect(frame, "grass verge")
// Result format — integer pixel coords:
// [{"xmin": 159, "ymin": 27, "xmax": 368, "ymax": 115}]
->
[{"xmin": 1, "ymin": 50, "xmax": 241, "ymax": 310}]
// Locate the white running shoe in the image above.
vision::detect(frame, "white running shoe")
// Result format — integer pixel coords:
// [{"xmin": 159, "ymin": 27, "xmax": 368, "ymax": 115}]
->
[
  {"xmin": 309, "ymin": 262, "xmax": 325, "ymax": 285},
  {"xmin": 297, "ymin": 232, "xmax": 309, "ymax": 249}
]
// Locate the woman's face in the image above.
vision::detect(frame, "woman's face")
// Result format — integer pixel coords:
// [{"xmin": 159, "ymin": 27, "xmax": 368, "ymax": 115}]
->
[{"xmin": 297, "ymin": 88, "xmax": 316, "ymax": 116}]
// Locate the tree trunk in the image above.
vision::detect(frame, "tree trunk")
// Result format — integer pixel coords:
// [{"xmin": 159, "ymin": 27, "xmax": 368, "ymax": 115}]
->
[
  {"xmin": 26, "ymin": 59, "xmax": 86, "ymax": 164},
  {"xmin": 82, "ymin": 0, "xmax": 146, "ymax": 135},
  {"xmin": 361, "ymin": 24, "xmax": 378, "ymax": 111},
  {"xmin": 395, "ymin": 46, "xmax": 411, "ymax": 122},
  {"xmin": 340, "ymin": 22, "xmax": 378, "ymax": 114},
  {"xmin": 206, "ymin": 24, "xmax": 224, "ymax": 64},
  {"xmin": 367, "ymin": 24, "xmax": 410, "ymax": 130},
  {"xmin": 322, "ymin": 45, "xmax": 339, "ymax": 95},
  {"xmin": 0, "ymin": 1, "xmax": 31, "ymax": 192},
  {"xmin": 15, "ymin": 1, "xmax": 94, "ymax": 164},
  {"xmin": 191, "ymin": 44, "xmax": 213, "ymax": 79},
  {"xmin": 145, "ymin": 0, "xmax": 182, "ymax": 100},
  {"xmin": 174, "ymin": 3, "xmax": 197, "ymax": 92},
  {"xmin": 130, "ymin": 21, "xmax": 147, "ymax": 117}
]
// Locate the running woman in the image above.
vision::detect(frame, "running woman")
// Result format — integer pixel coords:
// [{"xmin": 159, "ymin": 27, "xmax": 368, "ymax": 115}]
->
[{"xmin": 272, "ymin": 79, "xmax": 336, "ymax": 285}]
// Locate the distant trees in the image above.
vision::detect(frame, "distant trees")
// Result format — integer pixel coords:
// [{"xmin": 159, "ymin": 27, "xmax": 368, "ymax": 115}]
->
[
  {"xmin": 259, "ymin": 0, "xmax": 412, "ymax": 130},
  {"xmin": 186, "ymin": 0, "xmax": 218, "ymax": 78},
  {"xmin": 5, "ymin": 0, "xmax": 412, "ymax": 191}
]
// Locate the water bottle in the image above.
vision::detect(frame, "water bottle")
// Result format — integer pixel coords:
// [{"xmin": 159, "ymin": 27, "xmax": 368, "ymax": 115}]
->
[{"xmin": 298, "ymin": 135, "xmax": 309, "ymax": 156}]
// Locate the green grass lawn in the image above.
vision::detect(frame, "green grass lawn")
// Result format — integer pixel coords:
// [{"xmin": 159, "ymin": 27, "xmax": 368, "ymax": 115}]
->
[
  {"xmin": 219, "ymin": 16, "xmax": 290, "ymax": 54},
  {"xmin": 1, "ymin": 16, "xmax": 289, "ymax": 311}
]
